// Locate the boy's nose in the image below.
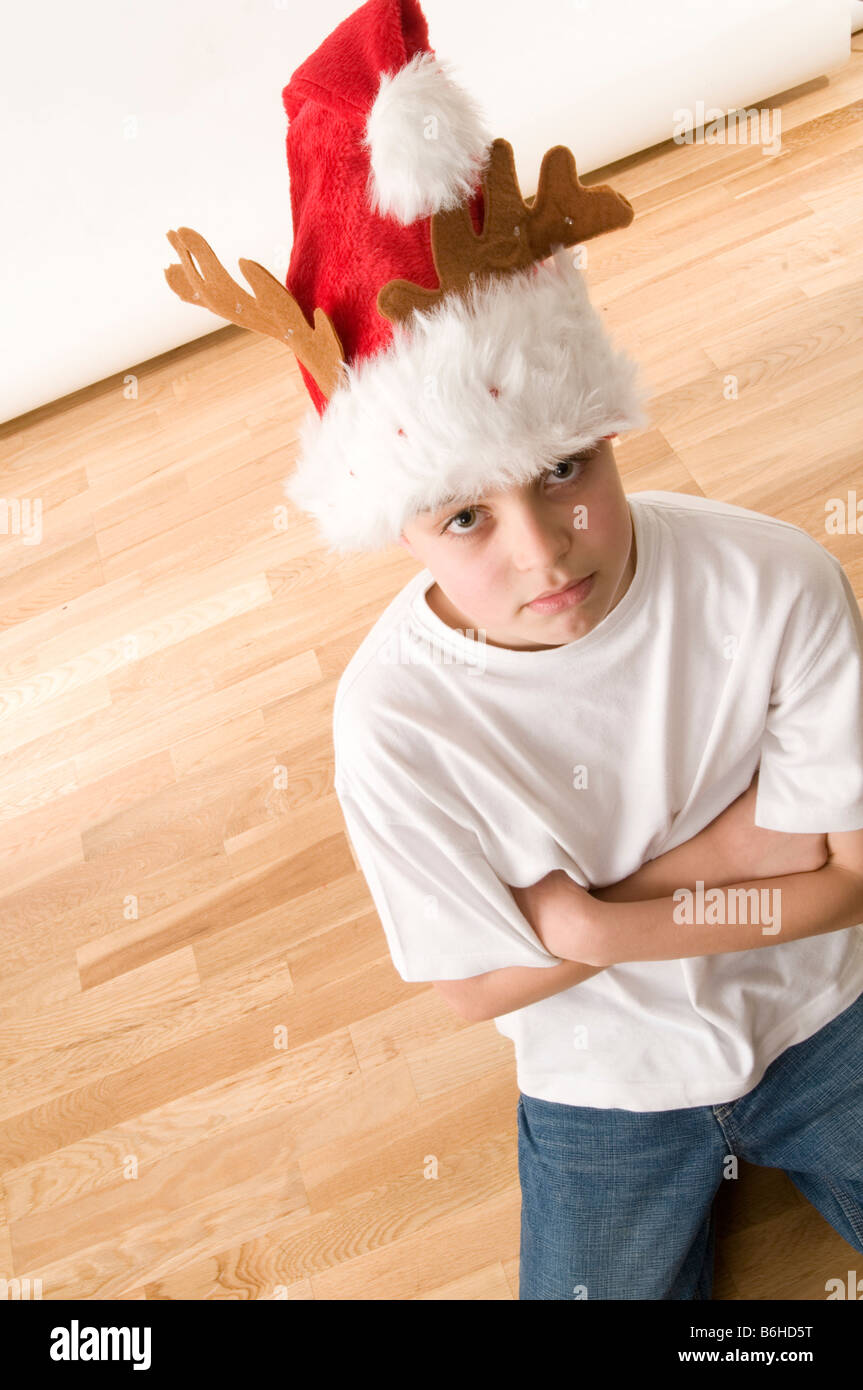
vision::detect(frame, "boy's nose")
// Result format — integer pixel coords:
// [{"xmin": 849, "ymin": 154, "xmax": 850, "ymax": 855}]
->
[{"xmin": 508, "ymin": 510, "xmax": 575, "ymax": 571}]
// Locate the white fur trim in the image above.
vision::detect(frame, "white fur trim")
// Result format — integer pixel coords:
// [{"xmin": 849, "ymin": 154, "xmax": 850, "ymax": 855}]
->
[
  {"xmin": 283, "ymin": 247, "xmax": 651, "ymax": 554},
  {"xmin": 362, "ymin": 50, "xmax": 493, "ymax": 225}
]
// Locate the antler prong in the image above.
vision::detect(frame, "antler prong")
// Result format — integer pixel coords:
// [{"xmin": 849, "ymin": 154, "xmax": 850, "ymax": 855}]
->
[
  {"xmin": 378, "ymin": 138, "xmax": 635, "ymax": 326},
  {"xmin": 164, "ymin": 227, "xmax": 347, "ymax": 401}
]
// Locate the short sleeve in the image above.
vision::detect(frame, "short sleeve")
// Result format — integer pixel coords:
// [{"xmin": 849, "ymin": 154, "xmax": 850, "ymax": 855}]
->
[
  {"xmin": 755, "ymin": 554, "xmax": 863, "ymax": 833},
  {"xmin": 335, "ymin": 775, "xmax": 563, "ymax": 983}
]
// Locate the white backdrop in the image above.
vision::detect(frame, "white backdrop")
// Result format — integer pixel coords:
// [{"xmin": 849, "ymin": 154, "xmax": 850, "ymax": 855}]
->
[{"xmin": 1, "ymin": 0, "xmax": 853, "ymax": 424}]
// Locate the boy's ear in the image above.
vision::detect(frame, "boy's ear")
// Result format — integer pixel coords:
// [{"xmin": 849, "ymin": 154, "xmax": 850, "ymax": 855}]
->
[{"xmin": 399, "ymin": 534, "xmax": 413, "ymax": 555}]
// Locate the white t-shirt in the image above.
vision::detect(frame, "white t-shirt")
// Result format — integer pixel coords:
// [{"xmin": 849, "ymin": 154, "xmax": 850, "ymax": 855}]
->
[{"xmin": 333, "ymin": 492, "xmax": 863, "ymax": 1111}]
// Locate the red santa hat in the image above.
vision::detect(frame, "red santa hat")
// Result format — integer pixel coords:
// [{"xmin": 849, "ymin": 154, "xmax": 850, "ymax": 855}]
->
[{"xmin": 165, "ymin": 0, "xmax": 648, "ymax": 553}]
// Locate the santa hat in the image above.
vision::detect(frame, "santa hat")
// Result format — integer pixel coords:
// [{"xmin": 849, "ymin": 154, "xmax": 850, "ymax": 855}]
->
[{"xmin": 164, "ymin": 0, "xmax": 649, "ymax": 554}]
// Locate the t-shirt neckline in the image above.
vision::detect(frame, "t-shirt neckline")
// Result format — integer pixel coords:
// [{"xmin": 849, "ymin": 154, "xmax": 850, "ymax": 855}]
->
[{"xmin": 409, "ymin": 497, "xmax": 655, "ymax": 671}]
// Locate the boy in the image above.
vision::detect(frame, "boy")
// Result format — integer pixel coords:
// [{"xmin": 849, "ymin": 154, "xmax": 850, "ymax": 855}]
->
[
  {"xmin": 164, "ymin": 0, "xmax": 863, "ymax": 1299},
  {"xmin": 333, "ymin": 438, "xmax": 863, "ymax": 1300}
]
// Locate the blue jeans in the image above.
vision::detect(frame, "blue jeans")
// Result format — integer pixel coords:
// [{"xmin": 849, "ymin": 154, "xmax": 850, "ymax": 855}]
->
[{"xmin": 517, "ymin": 990, "xmax": 863, "ymax": 1299}]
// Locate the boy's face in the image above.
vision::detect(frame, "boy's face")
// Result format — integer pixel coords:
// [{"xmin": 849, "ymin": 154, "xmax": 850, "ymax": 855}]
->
[{"xmin": 398, "ymin": 437, "xmax": 636, "ymax": 652}]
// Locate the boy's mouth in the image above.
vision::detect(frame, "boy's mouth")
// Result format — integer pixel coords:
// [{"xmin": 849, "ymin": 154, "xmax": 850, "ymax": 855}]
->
[
  {"xmin": 529, "ymin": 573, "xmax": 593, "ymax": 603},
  {"xmin": 525, "ymin": 572, "xmax": 596, "ymax": 612}
]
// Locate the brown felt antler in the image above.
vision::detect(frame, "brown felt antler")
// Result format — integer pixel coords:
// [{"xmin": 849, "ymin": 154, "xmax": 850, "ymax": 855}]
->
[
  {"xmin": 164, "ymin": 227, "xmax": 347, "ymax": 401},
  {"xmin": 377, "ymin": 138, "xmax": 634, "ymax": 324}
]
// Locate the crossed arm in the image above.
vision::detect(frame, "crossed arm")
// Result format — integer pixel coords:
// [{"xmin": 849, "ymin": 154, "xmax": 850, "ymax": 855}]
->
[{"xmin": 436, "ymin": 773, "xmax": 863, "ymax": 1023}]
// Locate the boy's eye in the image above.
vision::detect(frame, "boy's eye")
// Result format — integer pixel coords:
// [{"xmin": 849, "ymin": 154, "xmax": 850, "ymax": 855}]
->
[
  {"xmin": 550, "ymin": 445, "xmax": 599, "ymax": 481},
  {"xmin": 442, "ymin": 506, "xmax": 479, "ymax": 535},
  {"xmin": 440, "ymin": 447, "xmax": 597, "ymax": 537},
  {"xmin": 549, "ymin": 455, "xmax": 581, "ymax": 483}
]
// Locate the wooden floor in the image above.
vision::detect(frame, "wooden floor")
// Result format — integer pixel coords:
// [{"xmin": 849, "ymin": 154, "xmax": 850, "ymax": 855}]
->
[{"xmin": 2, "ymin": 39, "xmax": 863, "ymax": 1300}]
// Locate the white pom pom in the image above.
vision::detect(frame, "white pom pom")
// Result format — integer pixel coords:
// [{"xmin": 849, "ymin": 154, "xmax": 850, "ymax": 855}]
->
[{"xmin": 362, "ymin": 51, "xmax": 493, "ymax": 226}]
